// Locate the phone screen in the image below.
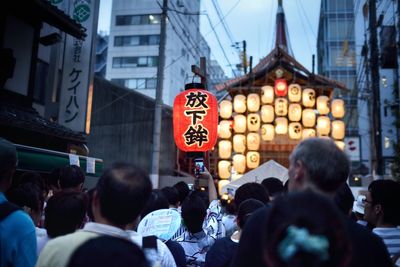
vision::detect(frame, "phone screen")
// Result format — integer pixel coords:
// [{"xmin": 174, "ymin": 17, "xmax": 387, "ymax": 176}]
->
[{"xmin": 194, "ymin": 158, "xmax": 205, "ymax": 174}]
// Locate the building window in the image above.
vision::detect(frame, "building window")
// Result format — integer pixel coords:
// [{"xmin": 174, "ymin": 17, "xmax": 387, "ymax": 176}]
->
[
  {"xmin": 111, "ymin": 78, "xmax": 158, "ymax": 89},
  {"xmin": 112, "ymin": 56, "xmax": 158, "ymax": 68},
  {"xmin": 116, "ymin": 14, "xmax": 161, "ymax": 26},
  {"xmin": 114, "ymin": 35, "xmax": 160, "ymax": 46}
]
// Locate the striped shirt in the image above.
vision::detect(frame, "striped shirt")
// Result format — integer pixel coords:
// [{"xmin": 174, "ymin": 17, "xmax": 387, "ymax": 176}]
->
[{"xmin": 373, "ymin": 227, "xmax": 400, "ymax": 257}]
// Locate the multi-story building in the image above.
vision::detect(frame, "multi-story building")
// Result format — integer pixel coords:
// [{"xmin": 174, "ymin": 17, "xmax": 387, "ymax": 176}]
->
[
  {"xmin": 354, "ymin": 0, "xmax": 399, "ymax": 176},
  {"xmin": 106, "ymin": 0, "xmax": 211, "ymax": 106},
  {"xmin": 95, "ymin": 33, "xmax": 108, "ymax": 78},
  {"xmin": 317, "ymin": 0, "xmax": 359, "ymax": 166}
]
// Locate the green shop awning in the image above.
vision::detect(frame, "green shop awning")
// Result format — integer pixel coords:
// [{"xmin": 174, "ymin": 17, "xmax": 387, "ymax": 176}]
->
[{"xmin": 15, "ymin": 144, "xmax": 103, "ymax": 177}]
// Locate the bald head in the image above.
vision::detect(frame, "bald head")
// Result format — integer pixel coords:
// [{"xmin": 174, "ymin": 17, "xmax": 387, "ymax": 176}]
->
[{"xmin": 289, "ymin": 138, "xmax": 350, "ymax": 193}]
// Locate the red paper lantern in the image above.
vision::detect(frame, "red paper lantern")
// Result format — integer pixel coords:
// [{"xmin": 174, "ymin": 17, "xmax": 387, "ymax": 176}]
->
[
  {"xmin": 274, "ymin": 79, "xmax": 288, "ymax": 97},
  {"xmin": 173, "ymin": 86, "xmax": 218, "ymax": 152}
]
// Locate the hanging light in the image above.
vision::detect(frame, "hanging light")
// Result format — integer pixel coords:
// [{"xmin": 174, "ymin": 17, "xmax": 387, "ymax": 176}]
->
[
  {"xmin": 218, "ymin": 180, "xmax": 230, "ymax": 194},
  {"xmin": 289, "ymin": 122, "xmax": 302, "ymax": 139},
  {"xmin": 335, "ymin": 140, "xmax": 345, "ymax": 150},
  {"xmin": 261, "ymin": 85, "xmax": 274, "ymax": 104},
  {"xmin": 233, "ymin": 134, "xmax": 246, "ymax": 153},
  {"xmin": 274, "ymin": 79, "xmax": 288, "ymax": 96},
  {"xmin": 218, "ymin": 161, "xmax": 231, "ymax": 179},
  {"xmin": 275, "ymin": 117, "xmax": 288, "ymax": 134},
  {"xmin": 218, "ymin": 140, "xmax": 232, "ymax": 159},
  {"xmin": 261, "ymin": 124, "xmax": 275, "ymax": 141},
  {"xmin": 220, "ymin": 100, "xmax": 232, "ymax": 119},
  {"xmin": 275, "ymin": 98, "xmax": 288, "ymax": 116},
  {"xmin": 247, "ymin": 113, "xmax": 261, "ymax": 132},
  {"xmin": 302, "ymin": 88, "xmax": 316, "ymax": 107},
  {"xmin": 317, "ymin": 95, "xmax": 330, "ymax": 115},
  {"xmin": 234, "ymin": 94, "xmax": 246, "ymax": 113},
  {"xmin": 331, "ymin": 99, "xmax": 345, "ymax": 118},
  {"xmin": 302, "ymin": 128, "xmax": 316, "ymax": 139},
  {"xmin": 234, "ymin": 115, "xmax": 246, "ymax": 133},
  {"xmin": 247, "ymin": 93, "xmax": 260, "ymax": 112},
  {"xmin": 246, "ymin": 151, "xmax": 260, "ymax": 169},
  {"xmin": 288, "ymin": 104, "xmax": 302, "ymax": 122},
  {"xmin": 233, "ymin": 154, "xmax": 246, "ymax": 174},
  {"xmin": 218, "ymin": 120, "xmax": 232, "ymax": 139},
  {"xmin": 247, "ymin": 133, "xmax": 260, "ymax": 150},
  {"xmin": 288, "ymin": 83, "xmax": 302, "ymax": 102},
  {"xmin": 332, "ymin": 120, "xmax": 345, "ymax": 140},
  {"xmin": 317, "ymin": 116, "xmax": 331, "ymax": 136},
  {"xmin": 261, "ymin": 105, "xmax": 274, "ymax": 123},
  {"xmin": 302, "ymin": 109, "xmax": 316, "ymax": 127}
]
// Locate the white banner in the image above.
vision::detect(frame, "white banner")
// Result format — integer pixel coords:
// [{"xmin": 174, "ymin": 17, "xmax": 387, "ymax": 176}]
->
[
  {"xmin": 57, "ymin": 0, "xmax": 99, "ymax": 133},
  {"xmin": 344, "ymin": 137, "xmax": 361, "ymax": 162}
]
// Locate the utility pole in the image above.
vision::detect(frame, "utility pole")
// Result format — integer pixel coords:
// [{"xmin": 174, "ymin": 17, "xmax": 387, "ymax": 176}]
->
[
  {"xmin": 368, "ymin": 0, "xmax": 384, "ymax": 176},
  {"xmin": 150, "ymin": 0, "xmax": 168, "ymax": 188},
  {"xmin": 243, "ymin": 40, "xmax": 247, "ymax": 74}
]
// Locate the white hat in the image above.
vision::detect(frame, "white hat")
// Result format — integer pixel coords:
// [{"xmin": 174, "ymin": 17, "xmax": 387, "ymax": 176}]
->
[{"xmin": 353, "ymin": 195, "xmax": 366, "ymax": 214}]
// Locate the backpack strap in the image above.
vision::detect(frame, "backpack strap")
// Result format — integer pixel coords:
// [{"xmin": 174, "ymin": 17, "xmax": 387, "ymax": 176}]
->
[
  {"xmin": 142, "ymin": 235, "xmax": 158, "ymax": 251},
  {"xmin": 0, "ymin": 201, "xmax": 20, "ymax": 221}
]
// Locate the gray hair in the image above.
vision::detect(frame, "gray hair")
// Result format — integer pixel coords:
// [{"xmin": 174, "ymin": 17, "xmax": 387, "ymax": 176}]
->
[{"xmin": 290, "ymin": 138, "xmax": 350, "ymax": 193}]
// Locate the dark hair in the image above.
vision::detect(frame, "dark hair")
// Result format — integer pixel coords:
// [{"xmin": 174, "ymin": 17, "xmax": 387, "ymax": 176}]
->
[
  {"xmin": 0, "ymin": 137, "xmax": 17, "ymax": 181},
  {"xmin": 141, "ymin": 189, "xmax": 169, "ymax": 218},
  {"xmin": 290, "ymin": 138, "xmax": 350, "ymax": 193},
  {"xmin": 264, "ymin": 191, "xmax": 351, "ymax": 267},
  {"xmin": 181, "ymin": 194, "xmax": 207, "ymax": 233},
  {"xmin": 18, "ymin": 171, "xmax": 48, "ymax": 196},
  {"xmin": 48, "ymin": 167, "xmax": 61, "ymax": 189},
  {"xmin": 8, "ymin": 182, "xmax": 43, "ymax": 212},
  {"xmin": 237, "ymin": 199, "xmax": 264, "ymax": 229},
  {"xmin": 45, "ymin": 190, "xmax": 88, "ymax": 238},
  {"xmin": 96, "ymin": 162, "xmax": 152, "ymax": 226},
  {"xmin": 334, "ymin": 183, "xmax": 354, "ymax": 216},
  {"xmin": 234, "ymin": 182, "xmax": 269, "ymax": 208},
  {"xmin": 59, "ymin": 165, "xmax": 85, "ymax": 189},
  {"xmin": 86, "ymin": 188, "xmax": 96, "ymax": 222},
  {"xmin": 68, "ymin": 236, "xmax": 149, "ymax": 267},
  {"xmin": 190, "ymin": 189, "xmax": 209, "ymax": 207},
  {"xmin": 261, "ymin": 178, "xmax": 284, "ymax": 197},
  {"xmin": 161, "ymin": 186, "xmax": 180, "ymax": 206},
  {"xmin": 173, "ymin": 181, "xmax": 190, "ymax": 203},
  {"xmin": 368, "ymin": 179, "xmax": 400, "ymax": 225}
]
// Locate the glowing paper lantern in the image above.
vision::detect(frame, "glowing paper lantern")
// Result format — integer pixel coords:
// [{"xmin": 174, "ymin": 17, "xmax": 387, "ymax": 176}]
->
[
  {"xmin": 335, "ymin": 141, "xmax": 345, "ymax": 150},
  {"xmin": 247, "ymin": 113, "xmax": 261, "ymax": 132},
  {"xmin": 218, "ymin": 180, "xmax": 230, "ymax": 193},
  {"xmin": 332, "ymin": 99, "xmax": 345, "ymax": 118},
  {"xmin": 218, "ymin": 120, "xmax": 231, "ymax": 139},
  {"xmin": 246, "ymin": 151, "xmax": 260, "ymax": 169},
  {"xmin": 317, "ymin": 96, "xmax": 330, "ymax": 115},
  {"xmin": 317, "ymin": 116, "xmax": 331, "ymax": 136},
  {"xmin": 247, "ymin": 93, "xmax": 260, "ymax": 112},
  {"xmin": 302, "ymin": 109, "xmax": 316, "ymax": 127},
  {"xmin": 233, "ymin": 134, "xmax": 246, "ymax": 153},
  {"xmin": 247, "ymin": 133, "xmax": 260, "ymax": 150},
  {"xmin": 234, "ymin": 95, "xmax": 246, "ymax": 113},
  {"xmin": 275, "ymin": 98, "xmax": 288, "ymax": 116},
  {"xmin": 234, "ymin": 115, "xmax": 246, "ymax": 133},
  {"xmin": 288, "ymin": 104, "xmax": 302, "ymax": 122},
  {"xmin": 173, "ymin": 87, "xmax": 218, "ymax": 152},
  {"xmin": 275, "ymin": 117, "xmax": 288, "ymax": 134},
  {"xmin": 302, "ymin": 88, "xmax": 316, "ymax": 107},
  {"xmin": 261, "ymin": 105, "xmax": 274, "ymax": 123},
  {"xmin": 218, "ymin": 140, "xmax": 232, "ymax": 159},
  {"xmin": 288, "ymin": 83, "xmax": 302, "ymax": 102},
  {"xmin": 218, "ymin": 160, "xmax": 231, "ymax": 179},
  {"xmin": 302, "ymin": 128, "xmax": 316, "ymax": 139},
  {"xmin": 261, "ymin": 124, "xmax": 275, "ymax": 141},
  {"xmin": 233, "ymin": 154, "xmax": 246, "ymax": 174},
  {"xmin": 289, "ymin": 122, "xmax": 302, "ymax": 139},
  {"xmin": 332, "ymin": 120, "xmax": 345, "ymax": 140},
  {"xmin": 274, "ymin": 79, "xmax": 288, "ymax": 96},
  {"xmin": 261, "ymin": 85, "xmax": 274, "ymax": 104},
  {"xmin": 219, "ymin": 100, "xmax": 232, "ymax": 119}
]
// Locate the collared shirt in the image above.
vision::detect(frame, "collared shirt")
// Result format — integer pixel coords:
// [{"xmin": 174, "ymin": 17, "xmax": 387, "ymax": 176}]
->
[
  {"xmin": 36, "ymin": 223, "xmax": 130, "ymax": 267},
  {"xmin": 0, "ymin": 192, "xmax": 37, "ymax": 267}
]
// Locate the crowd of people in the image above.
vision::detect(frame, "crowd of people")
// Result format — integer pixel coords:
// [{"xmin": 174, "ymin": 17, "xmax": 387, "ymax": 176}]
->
[{"xmin": 0, "ymin": 136, "xmax": 400, "ymax": 267}]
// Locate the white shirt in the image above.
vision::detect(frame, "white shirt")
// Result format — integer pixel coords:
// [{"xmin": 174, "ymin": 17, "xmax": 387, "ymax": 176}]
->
[{"xmin": 127, "ymin": 230, "xmax": 177, "ymax": 267}]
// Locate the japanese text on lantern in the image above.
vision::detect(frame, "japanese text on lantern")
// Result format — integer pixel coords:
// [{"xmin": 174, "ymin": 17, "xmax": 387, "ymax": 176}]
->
[{"xmin": 183, "ymin": 91, "xmax": 210, "ymax": 147}]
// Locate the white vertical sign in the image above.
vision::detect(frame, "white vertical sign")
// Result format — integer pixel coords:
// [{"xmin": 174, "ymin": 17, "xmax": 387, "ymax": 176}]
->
[
  {"xmin": 58, "ymin": 0, "xmax": 99, "ymax": 132},
  {"xmin": 345, "ymin": 137, "xmax": 361, "ymax": 161}
]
